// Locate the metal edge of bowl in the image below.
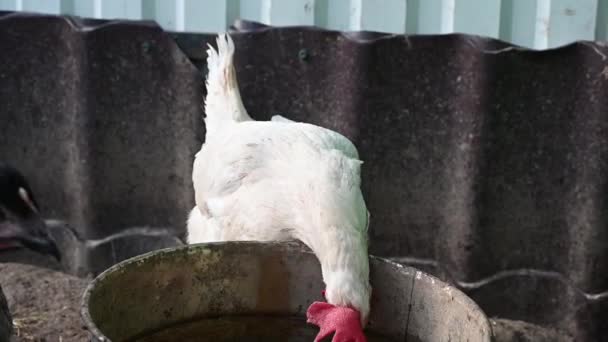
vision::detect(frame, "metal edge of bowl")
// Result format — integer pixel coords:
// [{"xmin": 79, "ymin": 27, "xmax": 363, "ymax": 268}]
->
[
  {"xmin": 80, "ymin": 241, "xmax": 310, "ymax": 341},
  {"xmin": 375, "ymin": 257, "xmax": 492, "ymax": 341},
  {"xmin": 80, "ymin": 241, "xmax": 492, "ymax": 342}
]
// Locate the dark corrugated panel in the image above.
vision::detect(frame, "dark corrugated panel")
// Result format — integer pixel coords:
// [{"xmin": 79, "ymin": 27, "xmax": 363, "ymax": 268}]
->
[
  {"xmin": 0, "ymin": 13, "xmax": 606, "ymax": 341},
  {"xmin": 0, "ymin": 12, "xmax": 202, "ymax": 240}
]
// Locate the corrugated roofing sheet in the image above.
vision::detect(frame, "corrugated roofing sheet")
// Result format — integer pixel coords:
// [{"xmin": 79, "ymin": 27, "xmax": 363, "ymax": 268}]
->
[{"xmin": 0, "ymin": 12, "xmax": 606, "ymax": 341}]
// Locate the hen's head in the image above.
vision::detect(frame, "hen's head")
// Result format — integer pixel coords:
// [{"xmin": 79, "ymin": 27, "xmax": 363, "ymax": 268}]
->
[
  {"xmin": 307, "ymin": 300, "xmax": 367, "ymax": 342},
  {"xmin": 306, "ymin": 285, "xmax": 370, "ymax": 342}
]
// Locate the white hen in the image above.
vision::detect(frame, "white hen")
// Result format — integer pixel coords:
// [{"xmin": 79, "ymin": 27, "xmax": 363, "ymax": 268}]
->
[{"xmin": 187, "ymin": 34, "xmax": 371, "ymax": 341}]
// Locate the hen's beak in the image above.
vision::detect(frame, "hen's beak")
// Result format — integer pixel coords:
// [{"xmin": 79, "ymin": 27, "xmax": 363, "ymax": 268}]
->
[{"xmin": 0, "ymin": 218, "xmax": 61, "ymax": 261}]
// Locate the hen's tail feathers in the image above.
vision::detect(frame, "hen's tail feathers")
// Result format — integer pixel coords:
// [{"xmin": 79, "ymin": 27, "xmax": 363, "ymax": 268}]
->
[{"xmin": 204, "ymin": 33, "xmax": 251, "ymax": 135}]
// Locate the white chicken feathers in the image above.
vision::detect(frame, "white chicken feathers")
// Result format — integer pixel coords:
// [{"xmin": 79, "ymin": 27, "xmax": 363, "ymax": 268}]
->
[{"xmin": 187, "ymin": 34, "xmax": 371, "ymax": 324}]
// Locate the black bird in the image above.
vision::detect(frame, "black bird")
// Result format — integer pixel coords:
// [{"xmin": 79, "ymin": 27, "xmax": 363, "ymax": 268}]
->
[
  {"xmin": 0, "ymin": 163, "xmax": 60, "ymax": 260},
  {"xmin": 1, "ymin": 162, "xmax": 61, "ymax": 341}
]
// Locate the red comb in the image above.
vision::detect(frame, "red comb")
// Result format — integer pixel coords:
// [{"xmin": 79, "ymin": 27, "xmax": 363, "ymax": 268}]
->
[{"xmin": 306, "ymin": 301, "xmax": 367, "ymax": 342}]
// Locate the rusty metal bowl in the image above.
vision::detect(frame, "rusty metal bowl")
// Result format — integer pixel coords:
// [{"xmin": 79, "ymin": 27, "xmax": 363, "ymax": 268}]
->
[{"xmin": 81, "ymin": 241, "xmax": 491, "ymax": 341}]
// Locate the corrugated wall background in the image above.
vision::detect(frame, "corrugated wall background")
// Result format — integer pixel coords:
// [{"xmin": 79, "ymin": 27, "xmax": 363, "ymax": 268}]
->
[
  {"xmin": 0, "ymin": 0, "xmax": 606, "ymax": 49},
  {"xmin": 1, "ymin": 11, "xmax": 607, "ymax": 339},
  {"xmin": 1, "ymin": 2, "xmax": 608, "ymax": 341}
]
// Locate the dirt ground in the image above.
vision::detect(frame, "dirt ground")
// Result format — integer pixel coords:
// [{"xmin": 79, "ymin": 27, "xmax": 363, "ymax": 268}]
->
[{"xmin": 0, "ymin": 262, "xmax": 91, "ymax": 342}]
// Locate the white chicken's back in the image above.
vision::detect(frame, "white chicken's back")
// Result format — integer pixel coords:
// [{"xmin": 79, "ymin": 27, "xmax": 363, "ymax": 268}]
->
[
  {"xmin": 187, "ymin": 34, "xmax": 372, "ymax": 333},
  {"xmin": 190, "ymin": 120, "xmax": 366, "ymax": 239}
]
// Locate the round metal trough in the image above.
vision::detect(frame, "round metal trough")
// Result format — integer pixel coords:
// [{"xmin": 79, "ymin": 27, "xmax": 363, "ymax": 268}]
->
[{"xmin": 81, "ymin": 241, "xmax": 491, "ymax": 341}]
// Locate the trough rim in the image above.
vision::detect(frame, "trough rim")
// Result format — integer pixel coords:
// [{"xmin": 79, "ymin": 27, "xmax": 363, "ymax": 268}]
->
[{"xmin": 80, "ymin": 240, "xmax": 492, "ymax": 341}]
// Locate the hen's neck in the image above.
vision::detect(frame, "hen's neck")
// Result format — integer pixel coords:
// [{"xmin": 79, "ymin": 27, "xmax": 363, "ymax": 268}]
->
[{"xmin": 300, "ymin": 224, "xmax": 371, "ymax": 325}]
